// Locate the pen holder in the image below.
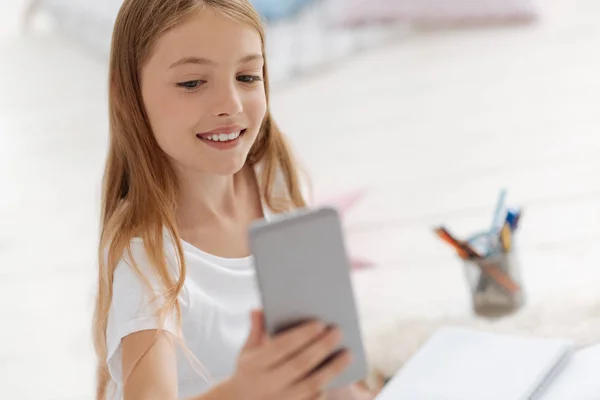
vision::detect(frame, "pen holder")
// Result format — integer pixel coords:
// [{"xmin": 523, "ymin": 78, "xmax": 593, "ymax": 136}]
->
[{"xmin": 463, "ymin": 233, "xmax": 525, "ymax": 318}]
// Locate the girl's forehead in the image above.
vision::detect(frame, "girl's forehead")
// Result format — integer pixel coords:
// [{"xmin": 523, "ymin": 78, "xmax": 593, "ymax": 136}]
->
[{"xmin": 150, "ymin": 9, "xmax": 263, "ymax": 69}]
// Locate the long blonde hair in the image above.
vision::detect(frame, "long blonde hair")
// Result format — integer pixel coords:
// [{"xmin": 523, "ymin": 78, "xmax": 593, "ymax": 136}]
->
[{"xmin": 92, "ymin": 0, "xmax": 307, "ymax": 398}]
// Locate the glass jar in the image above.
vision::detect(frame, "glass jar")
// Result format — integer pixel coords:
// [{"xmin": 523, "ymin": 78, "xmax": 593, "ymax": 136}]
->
[{"xmin": 463, "ymin": 231, "xmax": 525, "ymax": 318}]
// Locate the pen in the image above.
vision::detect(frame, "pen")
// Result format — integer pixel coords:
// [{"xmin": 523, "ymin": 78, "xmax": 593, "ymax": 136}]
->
[
  {"xmin": 500, "ymin": 223, "xmax": 512, "ymax": 252},
  {"xmin": 491, "ymin": 189, "xmax": 507, "ymax": 233},
  {"xmin": 505, "ymin": 207, "xmax": 522, "ymax": 232}
]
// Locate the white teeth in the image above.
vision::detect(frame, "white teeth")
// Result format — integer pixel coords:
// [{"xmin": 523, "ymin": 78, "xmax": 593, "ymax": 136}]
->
[{"xmin": 202, "ymin": 131, "xmax": 242, "ymax": 142}]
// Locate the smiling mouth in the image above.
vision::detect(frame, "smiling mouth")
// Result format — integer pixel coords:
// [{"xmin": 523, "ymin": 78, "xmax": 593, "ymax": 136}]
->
[{"xmin": 196, "ymin": 129, "xmax": 246, "ymax": 142}]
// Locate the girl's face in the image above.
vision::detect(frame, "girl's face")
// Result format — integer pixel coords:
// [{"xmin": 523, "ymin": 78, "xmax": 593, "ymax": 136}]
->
[{"xmin": 141, "ymin": 8, "xmax": 267, "ymax": 176}]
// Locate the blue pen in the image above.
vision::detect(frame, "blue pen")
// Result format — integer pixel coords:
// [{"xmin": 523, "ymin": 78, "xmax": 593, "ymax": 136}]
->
[
  {"xmin": 490, "ymin": 189, "xmax": 507, "ymax": 233},
  {"xmin": 505, "ymin": 208, "xmax": 521, "ymax": 231}
]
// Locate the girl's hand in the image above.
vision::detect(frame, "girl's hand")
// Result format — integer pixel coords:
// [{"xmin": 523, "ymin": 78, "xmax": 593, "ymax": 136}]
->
[
  {"xmin": 227, "ymin": 310, "xmax": 352, "ymax": 400},
  {"xmin": 327, "ymin": 384, "xmax": 375, "ymax": 400}
]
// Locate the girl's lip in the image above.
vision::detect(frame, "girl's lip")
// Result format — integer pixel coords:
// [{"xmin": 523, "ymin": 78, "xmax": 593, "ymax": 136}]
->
[{"xmin": 197, "ymin": 124, "xmax": 245, "ymax": 137}]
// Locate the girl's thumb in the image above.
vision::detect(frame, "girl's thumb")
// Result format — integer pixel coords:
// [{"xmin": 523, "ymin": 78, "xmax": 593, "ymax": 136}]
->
[{"xmin": 243, "ymin": 309, "xmax": 265, "ymax": 349}]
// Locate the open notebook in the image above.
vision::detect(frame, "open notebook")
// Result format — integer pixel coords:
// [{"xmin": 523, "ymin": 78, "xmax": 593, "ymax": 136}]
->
[
  {"xmin": 376, "ymin": 327, "xmax": 573, "ymax": 400},
  {"xmin": 541, "ymin": 343, "xmax": 600, "ymax": 399}
]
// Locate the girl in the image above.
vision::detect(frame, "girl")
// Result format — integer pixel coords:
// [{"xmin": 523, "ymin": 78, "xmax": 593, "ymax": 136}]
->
[{"xmin": 92, "ymin": 0, "xmax": 373, "ymax": 399}]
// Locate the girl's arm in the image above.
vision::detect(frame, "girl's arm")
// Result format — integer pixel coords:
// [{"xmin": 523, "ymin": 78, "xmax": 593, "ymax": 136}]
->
[
  {"xmin": 121, "ymin": 330, "xmax": 237, "ymax": 400},
  {"xmin": 120, "ymin": 330, "xmax": 179, "ymax": 400}
]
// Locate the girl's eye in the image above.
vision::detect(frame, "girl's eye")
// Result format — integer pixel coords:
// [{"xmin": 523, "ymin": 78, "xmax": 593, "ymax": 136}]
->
[
  {"xmin": 176, "ymin": 80, "xmax": 204, "ymax": 91},
  {"xmin": 237, "ymin": 75, "xmax": 263, "ymax": 84}
]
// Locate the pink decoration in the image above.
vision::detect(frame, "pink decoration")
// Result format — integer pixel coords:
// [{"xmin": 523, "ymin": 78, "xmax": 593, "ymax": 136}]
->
[
  {"xmin": 349, "ymin": 257, "xmax": 376, "ymax": 271},
  {"xmin": 318, "ymin": 187, "xmax": 369, "ymax": 215},
  {"xmin": 316, "ymin": 187, "xmax": 375, "ymax": 271}
]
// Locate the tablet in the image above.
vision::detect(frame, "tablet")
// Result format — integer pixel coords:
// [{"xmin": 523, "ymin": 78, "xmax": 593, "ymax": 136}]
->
[{"xmin": 248, "ymin": 206, "xmax": 367, "ymax": 389}]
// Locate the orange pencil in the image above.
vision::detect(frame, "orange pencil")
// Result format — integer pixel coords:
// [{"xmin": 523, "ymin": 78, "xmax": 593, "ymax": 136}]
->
[
  {"xmin": 479, "ymin": 263, "xmax": 520, "ymax": 294},
  {"xmin": 434, "ymin": 227, "xmax": 481, "ymax": 259}
]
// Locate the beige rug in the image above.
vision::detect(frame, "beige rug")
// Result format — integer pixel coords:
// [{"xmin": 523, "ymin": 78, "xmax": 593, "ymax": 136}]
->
[{"xmin": 362, "ymin": 284, "xmax": 600, "ymax": 388}]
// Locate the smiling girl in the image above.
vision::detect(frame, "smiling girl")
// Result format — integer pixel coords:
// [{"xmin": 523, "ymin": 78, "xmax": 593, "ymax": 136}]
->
[{"xmin": 92, "ymin": 1, "xmax": 372, "ymax": 399}]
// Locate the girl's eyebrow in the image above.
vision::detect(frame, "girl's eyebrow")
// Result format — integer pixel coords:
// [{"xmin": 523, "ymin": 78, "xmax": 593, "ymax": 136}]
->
[{"xmin": 169, "ymin": 53, "xmax": 263, "ymax": 69}]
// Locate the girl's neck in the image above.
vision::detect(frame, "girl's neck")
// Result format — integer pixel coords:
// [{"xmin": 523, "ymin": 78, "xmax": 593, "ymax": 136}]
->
[{"xmin": 174, "ymin": 163, "xmax": 260, "ymax": 231}]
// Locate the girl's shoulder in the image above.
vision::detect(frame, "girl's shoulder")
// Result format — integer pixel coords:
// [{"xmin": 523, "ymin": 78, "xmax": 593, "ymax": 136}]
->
[{"xmin": 108, "ymin": 232, "xmax": 184, "ymax": 291}]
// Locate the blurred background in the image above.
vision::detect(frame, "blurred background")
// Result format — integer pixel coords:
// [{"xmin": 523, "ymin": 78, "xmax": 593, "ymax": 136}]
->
[{"xmin": 1, "ymin": 0, "xmax": 599, "ymax": 398}]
